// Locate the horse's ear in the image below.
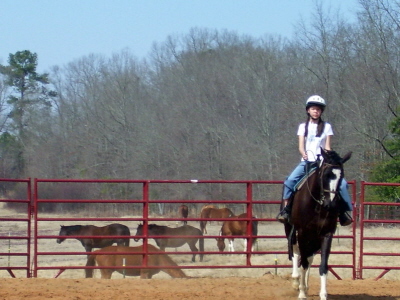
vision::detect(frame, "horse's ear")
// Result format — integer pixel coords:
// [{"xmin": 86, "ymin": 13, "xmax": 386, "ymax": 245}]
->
[
  {"xmin": 341, "ymin": 151, "xmax": 352, "ymax": 164},
  {"xmin": 320, "ymin": 148, "xmax": 329, "ymax": 160}
]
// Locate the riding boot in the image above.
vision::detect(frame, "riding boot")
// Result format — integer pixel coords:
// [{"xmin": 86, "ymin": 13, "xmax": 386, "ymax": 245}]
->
[
  {"xmin": 339, "ymin": 211, "xmax": 353, "ymax": 226},
  {"xmin": 276, "ymin": 199, "xmax": 290, "ymax": 223}
]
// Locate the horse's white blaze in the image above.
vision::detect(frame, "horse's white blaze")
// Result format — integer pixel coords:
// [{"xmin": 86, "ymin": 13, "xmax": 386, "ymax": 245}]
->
[
  {"xmin": 320, "ymin": 274, "xmax": 328, "ymax": 300},
  {"xmin": 329, "ymin": 169, "xmax": 342, "ymax": 201}
]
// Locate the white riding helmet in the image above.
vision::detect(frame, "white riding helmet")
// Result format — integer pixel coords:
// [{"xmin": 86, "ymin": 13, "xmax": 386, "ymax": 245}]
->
[{"xmin": 306, "ymin": 95, "xmax": 326, "ymax": 111}]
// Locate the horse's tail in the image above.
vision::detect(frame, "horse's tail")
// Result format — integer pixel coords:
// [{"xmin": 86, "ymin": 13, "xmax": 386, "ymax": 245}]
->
[
  {"xmin": 199, "ymin": 211, "xmax": 208, "ymax": 234},
  {"xmin": 251, "ymin": 218, "xmax": 259, "ymax": 247},
  {"xmin": 252, "ymin": 217, "xmax": 258, "ymax": 237},
  {"xmin": 121, "ymin": 225, "xmax": 131, "ymax": 246},
  {"xmin": 85, "ymin": 253, "xmax": 97, "ymax": 278},
  {"xmin": 200, "ymin": 220, "xmax": 206, "ymax": 234}
]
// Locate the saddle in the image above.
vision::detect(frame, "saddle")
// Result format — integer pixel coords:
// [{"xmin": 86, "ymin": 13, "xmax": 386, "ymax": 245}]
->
[
  {"xmin": 293, "ymin": 166, "xmax": 317, "ymax": 191},
  {"xmin": 293, "ymin": 163, "xmax": 318, "ymax": 192}
]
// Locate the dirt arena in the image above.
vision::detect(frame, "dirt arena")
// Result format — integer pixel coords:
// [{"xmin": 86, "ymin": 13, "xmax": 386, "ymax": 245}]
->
[
  {"xmin": 2, "ymin": 207, "xmax": 400, "ymax": 299},
  {"xmin": 1, "ymin": 275, "xmax": 400, "ymax": 300}
]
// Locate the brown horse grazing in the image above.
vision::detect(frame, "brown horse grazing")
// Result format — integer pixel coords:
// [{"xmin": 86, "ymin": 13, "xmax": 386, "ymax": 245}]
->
[
  {"xmin": 199, "ymin": 207, "xmax": 234, "ymax": 234},
  {"xmin": 85, "ymin": 245, "xmax": 188, "ymax": 279},
  {"xmin": 216, "ymin": 213, "xmax": 258, "ymax": 252},
  {"xmin": 284, "ymin": 149, "xmax": 352, "ymax": 300},
  {"xmin": 57, "ymin": 224, "xmax": 130, "ymax": 254},
  {"xmin": 178, "ymin": 204, "xmax": 189, "ymax": 225},
  {"xmin": 134, "ymin": 224, "xmax": 204, "ymax": 262}
]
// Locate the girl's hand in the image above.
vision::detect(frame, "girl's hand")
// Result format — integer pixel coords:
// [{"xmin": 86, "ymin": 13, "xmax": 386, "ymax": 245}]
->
[{"xmin": 302, "ymin": 154, "xmax": 308, "ymax": 160}]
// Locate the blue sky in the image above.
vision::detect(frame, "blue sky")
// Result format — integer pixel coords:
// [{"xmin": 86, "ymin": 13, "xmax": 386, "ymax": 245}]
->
[{"xmin": 1, "ymin": 0, "xmax": 359, "ymax": 73}]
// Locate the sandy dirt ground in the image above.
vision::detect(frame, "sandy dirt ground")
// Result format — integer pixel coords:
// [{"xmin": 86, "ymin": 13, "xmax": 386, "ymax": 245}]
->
[{"xmin": 1, "ymin": 275, "xmax": 400, "ymax": 300}]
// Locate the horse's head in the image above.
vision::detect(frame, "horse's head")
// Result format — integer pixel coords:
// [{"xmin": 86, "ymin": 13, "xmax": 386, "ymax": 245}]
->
[
  {"xmin": 319, "ymin": 149, "xmax": 352, "ymax": 209},
  {"xmin": 133, "ymin": 224, "xmax": 143, "ymax": 242},
  {"xmin": 216, "ymin": 231, "xmax": 225, "ymax": 252},
  {"xmin": 57, "ymin": 225, "xmax": 67, "ymax": 244}
]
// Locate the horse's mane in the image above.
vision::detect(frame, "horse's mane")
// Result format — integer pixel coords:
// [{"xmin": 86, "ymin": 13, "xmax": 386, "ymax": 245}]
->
[
  {"xmin": 324, "ymin": 149, "xmax": 343, "ymax": 165},
  {"xmin": 62, "ymin": 225, "xmax": 83, "ymax": 231}
]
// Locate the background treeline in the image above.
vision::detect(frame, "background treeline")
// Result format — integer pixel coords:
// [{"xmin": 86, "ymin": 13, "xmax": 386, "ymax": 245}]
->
[{"xmin": 0, "ymin": 0, "xmax": 399, "ymax": 208}]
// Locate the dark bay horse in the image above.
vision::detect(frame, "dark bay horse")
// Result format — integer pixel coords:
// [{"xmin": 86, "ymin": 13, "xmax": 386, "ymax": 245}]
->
[
  {"xmin": 200, "ymin": 207, "xmax": 234, "ymax": 234},
  {"xmin": 216, "ymin": 213, "xmax": 258, "ymax": 252},
  {"xmin": 178, "ymin": 204, "xmax": 189, "ymax": 225},
  {"xmin": 134, "ymin": 224, "xmax": 204, "ymax": 262},
  {"xmin": 85, "ymin": 245, "xmax": 188, "ymax": 279},
  {"xmin": 284, "ymin": 149, "xmax": 352, "ymax": 300},
  {"xmin": 57, "ymin": 224, "xmax": 130, "ymax": 254}
]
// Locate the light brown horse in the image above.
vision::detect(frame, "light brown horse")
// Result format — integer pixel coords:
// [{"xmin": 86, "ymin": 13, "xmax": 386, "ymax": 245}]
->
[
  {"xmin": 85, "ymin": 245, "xmax": 188, "ymax": 279},
  {"xmin": 178, "ymin": 204, "xmax": 189, "ymax": 225},
  {"xmin": 199, "ymin": 207, "xmax": 234, "ymax": 234},
  {"xmin": 200, "ymin": 204, "xmax": 217, "ymax": 213},
  {"xmin": 216, "ymin": 213, "xmax": 258, "ymax": 252}
]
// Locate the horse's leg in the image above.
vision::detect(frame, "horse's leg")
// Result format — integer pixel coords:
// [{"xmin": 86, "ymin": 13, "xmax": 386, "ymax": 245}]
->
[
  {"xmin": 298, "ymin": 255, "xmax": 314, "ymax": 300},
  {"xmin": 188, "ymin": 241, "xmax": 199, "ymax": 262},
  {"xmin": 291, "ymin": 244, "xmax": 300, "ymax": 290},
  {"xmin": 140, "ymin": 269, "xmax": 152, "ymax": 279},
  {"xmin": 228, "ymin": 238, "xmax": 234, "ymax": 252},
  {"xmin": 85, "ymin": 246, "xmax": 92, "ymax": 259},
  {"xmin": 319, "ymin": 235, "xmax": 333, "ymax": 300},
  {"xmin": 100, "ymin": 269, "xmax": 113, "ymax": 279}
]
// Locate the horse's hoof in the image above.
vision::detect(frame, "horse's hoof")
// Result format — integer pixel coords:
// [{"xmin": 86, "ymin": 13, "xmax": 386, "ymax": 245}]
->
[{"xmin": 292, "ymin": 278, "xmax": 300, "ymax": 290}]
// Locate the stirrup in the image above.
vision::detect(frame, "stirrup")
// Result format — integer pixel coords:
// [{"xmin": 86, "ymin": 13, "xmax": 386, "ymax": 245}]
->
[
  {"xmin": 339, "ymin": 211, "xmax": 353, "ymax": 226},
  {"xmin": 276, "ymin": 207, "xmax": 289, "ymax": 223}
]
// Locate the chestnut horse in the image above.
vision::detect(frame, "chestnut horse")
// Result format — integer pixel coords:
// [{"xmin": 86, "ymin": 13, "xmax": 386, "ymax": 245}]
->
[
  {"xmin": 283, "ymin": 149, "xmax": 352, "ymax": 300},
  {"xmin": 56, "ymin": 224, "xmax": 130, "ymax": 254},
  {"xmin": 134, "ymin": 224, "xmax": 204, "ymax": 262},
  {"xmin": 178, "ymin": 204, "xmax": 189, "ymax": 225},
  {"xmin": 85, "ymin": 245, "xmax": 188, "ymax": 279},
  {"xmin": 216, "ymin": 213, "xmax": 258, "ymax": 252},
  {"xmin": 199, "ymin": 207, "xmax": 234, "ymax": 234}
]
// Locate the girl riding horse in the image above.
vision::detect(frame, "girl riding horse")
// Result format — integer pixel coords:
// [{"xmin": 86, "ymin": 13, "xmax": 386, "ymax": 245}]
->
[{"xmin": 276, "ymin": 95, "xmax": 353, "ymax": 226}]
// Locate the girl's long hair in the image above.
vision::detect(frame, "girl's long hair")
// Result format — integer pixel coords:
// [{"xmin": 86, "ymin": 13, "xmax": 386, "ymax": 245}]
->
[{"xmin": 304, "ymin": 117, "xmax": 325, "ymax": 137}]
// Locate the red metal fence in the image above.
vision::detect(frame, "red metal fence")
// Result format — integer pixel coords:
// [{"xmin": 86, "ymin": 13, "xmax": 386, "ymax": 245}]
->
[
  {"xmin": 2, "ymin": 178, "xmax": 400, "ymax": 280},
  {"xmin": 0, "ymin": 178, "xmax": 32, "ymax": 278},
  {"xmin": 359, "ymin": 181, "xmax": 400, "ymax": 280}
]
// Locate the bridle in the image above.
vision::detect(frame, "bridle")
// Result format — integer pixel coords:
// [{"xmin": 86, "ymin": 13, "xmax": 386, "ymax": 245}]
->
[
  {"xmin": 313, "ymin": 163, "xmax": 341, "ymax": 205},
  {"xmin": 306, "ymin": 159, "xmax": 343, "ymax": 206}
]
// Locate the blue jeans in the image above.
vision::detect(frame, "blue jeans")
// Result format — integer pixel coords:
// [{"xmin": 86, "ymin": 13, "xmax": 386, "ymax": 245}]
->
[{"xmin": 283, "ymin": 161, "xmax": 353, "ymax": 211}]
